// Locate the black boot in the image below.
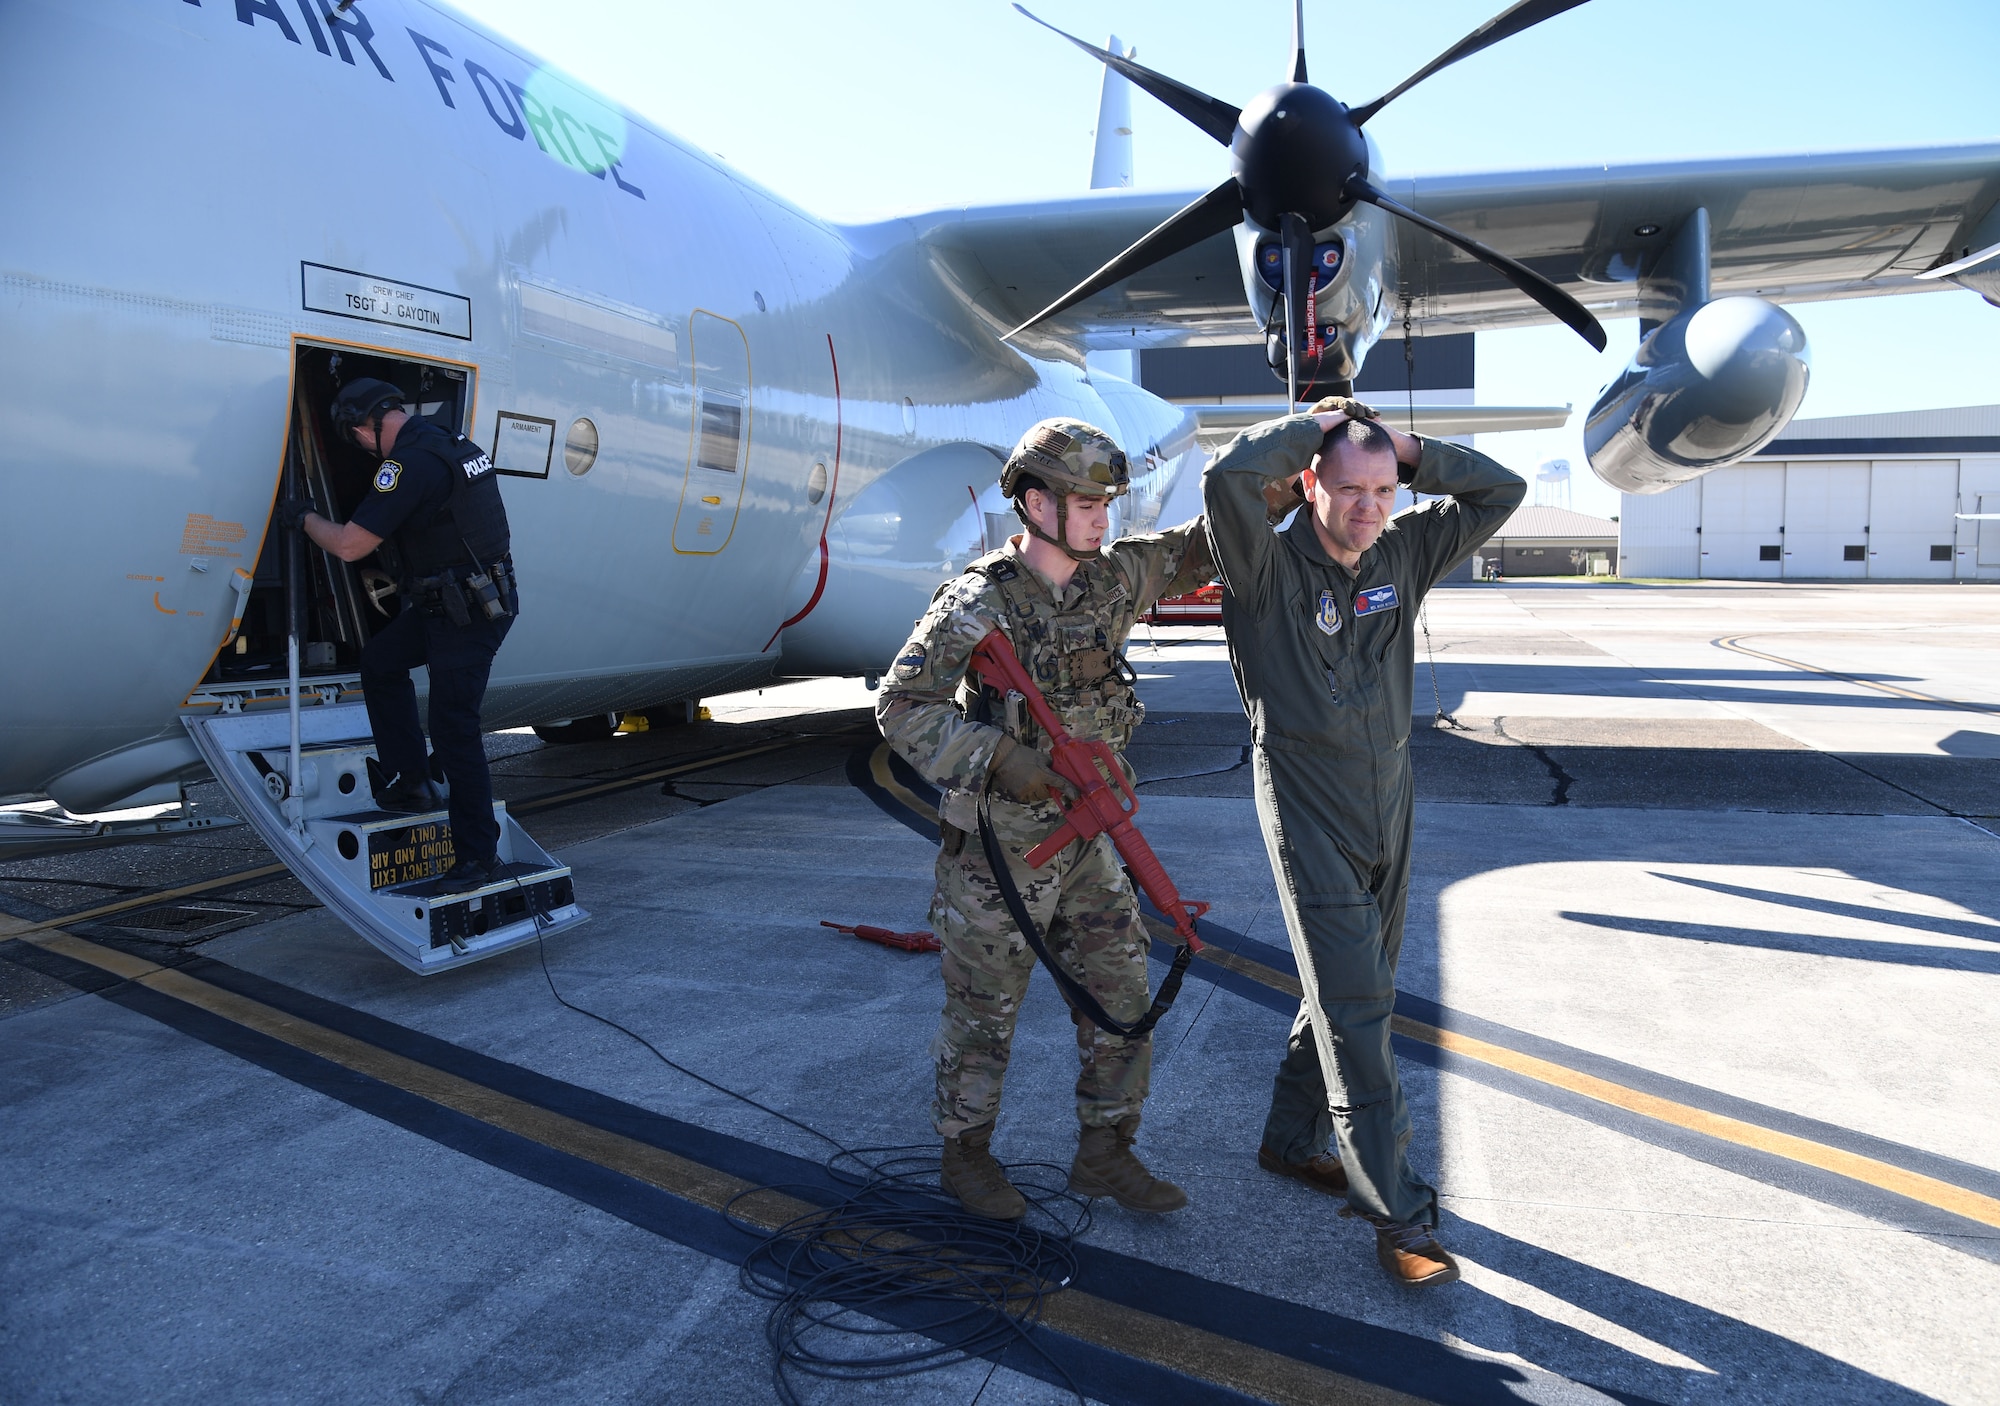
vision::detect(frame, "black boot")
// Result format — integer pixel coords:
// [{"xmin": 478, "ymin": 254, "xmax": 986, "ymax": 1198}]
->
[{"xmin": 370, "ymin": 759, "xmax": 443, "ymax": 815}]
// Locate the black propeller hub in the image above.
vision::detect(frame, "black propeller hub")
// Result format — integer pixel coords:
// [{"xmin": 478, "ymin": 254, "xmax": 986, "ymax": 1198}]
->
[{"xmin": 1231, "ymin": 83, "xmax": 1367, "ymax": 232}]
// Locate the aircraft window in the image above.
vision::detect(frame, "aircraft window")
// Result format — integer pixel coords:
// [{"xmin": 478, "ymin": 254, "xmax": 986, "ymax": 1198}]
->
[
  {"xmin": 806, "ymin": 461, "xmax": 828, "ymax": 504},
  {"xmin": 697, "ymin": 397, "xmax": 743, "ymax": 474},
  {"xmin": 564, "ymin": 418, "xmax": 599, "ymax": 476},
  {"xmin": 519, "ymin": 281, "xmax": 678, "ymax": 374}
]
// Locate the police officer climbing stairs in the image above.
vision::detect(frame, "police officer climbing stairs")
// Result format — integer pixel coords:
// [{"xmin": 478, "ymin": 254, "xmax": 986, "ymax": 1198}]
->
[{"xmin": 286, "ymin": 378, "xmax": 518, "ymax": 891}]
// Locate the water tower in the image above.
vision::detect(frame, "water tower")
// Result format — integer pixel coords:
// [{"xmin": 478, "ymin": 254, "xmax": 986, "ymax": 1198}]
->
[{"xmin": 1536, "ymin": 458, "xmax": 1572, "ymax": 509}]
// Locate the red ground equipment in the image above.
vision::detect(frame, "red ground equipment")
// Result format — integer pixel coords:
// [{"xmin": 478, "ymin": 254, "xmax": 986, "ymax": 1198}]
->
[
  {"xmin": 1141, "ymin": 581, "xmax": 1223, "ymax": 625},
  {"xmin": 821, "ymin": 920, "xmax": 940, "ymax": 954},
  {"xmin": 968, "ymin": 629, "xmax": 1207, "ymax": 952}
]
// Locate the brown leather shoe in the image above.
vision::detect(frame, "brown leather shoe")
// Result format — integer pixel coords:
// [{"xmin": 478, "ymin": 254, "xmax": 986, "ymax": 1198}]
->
[
  {"xmin": 1375, "ymin": 1221, "xmax": 1461, "ymax": 1287},
  {"xmin": 1257, "ymin": 1144, "xmax": 1349, "ymax": 1197}
]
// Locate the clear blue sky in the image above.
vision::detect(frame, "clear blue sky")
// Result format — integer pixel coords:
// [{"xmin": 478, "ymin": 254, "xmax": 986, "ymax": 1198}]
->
[{"xmin": 451, "ymin": 0, "xmax": 2000, "ymax": 515}]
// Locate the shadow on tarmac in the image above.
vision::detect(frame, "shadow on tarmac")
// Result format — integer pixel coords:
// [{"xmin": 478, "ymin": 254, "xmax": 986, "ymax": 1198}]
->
[
  {"xmin": 1560, "ymin": 911, "xmax": 2000, "ymax": 975},
  {"xmin": 1445, "ymin": 1216, "xmax": 1947, "ymax": 1406},
  {"xmin": 1648, "ymin": 872, "xmax": 2000, "ymax": 944}
]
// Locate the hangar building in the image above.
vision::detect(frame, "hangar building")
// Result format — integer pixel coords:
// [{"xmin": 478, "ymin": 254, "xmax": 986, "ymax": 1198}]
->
[{"xmin": 1618, "ymin": 405, "xmax": 2000, "ymax": 581}]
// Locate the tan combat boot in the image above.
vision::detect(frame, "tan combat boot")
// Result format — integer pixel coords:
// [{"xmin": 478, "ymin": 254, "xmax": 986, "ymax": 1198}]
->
[
  {"xmin": 1069, "ymin": 1116, "xmax": 1188, "ymax": 1213},
  {"xmin": 940, "ymin": 1123, "xmax": 1026, "ymax": 1221},
  {"xmin": 1375, "ymin": 1220, "xmax": 1461, "ymax": 1287}
]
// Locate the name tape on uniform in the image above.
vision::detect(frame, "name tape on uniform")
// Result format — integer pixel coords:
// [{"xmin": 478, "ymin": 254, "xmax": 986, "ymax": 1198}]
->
[
  {"xmin": 302, "ymin": 262, "xmax": 472, "ymax": 340},
  {"xmin": 1354, "ymin": 583, "xmax": 1400, "ymax": 616}
]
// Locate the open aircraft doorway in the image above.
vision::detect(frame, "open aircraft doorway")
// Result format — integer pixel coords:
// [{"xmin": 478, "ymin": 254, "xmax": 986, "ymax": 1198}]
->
[{"xmin": 198, "ymin": 340, "xmax": 474, "ymax": 700}]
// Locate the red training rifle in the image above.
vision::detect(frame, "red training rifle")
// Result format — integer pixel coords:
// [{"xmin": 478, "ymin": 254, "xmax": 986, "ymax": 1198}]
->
[{"xmin": 968, "ymin": 629, "xmax": 1206, "ymax": 952}]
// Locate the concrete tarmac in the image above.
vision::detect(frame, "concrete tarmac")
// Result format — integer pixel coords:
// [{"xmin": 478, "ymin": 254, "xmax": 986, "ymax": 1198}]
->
[{"xmin": 2, "ymin": 580, "xmax": 1996, "ymax": 1404}]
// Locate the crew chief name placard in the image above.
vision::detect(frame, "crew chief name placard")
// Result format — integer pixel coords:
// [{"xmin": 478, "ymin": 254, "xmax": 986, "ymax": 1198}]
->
[{"xmin": 303, "ymin": 262, "xmax": 472, "ymax": 340}]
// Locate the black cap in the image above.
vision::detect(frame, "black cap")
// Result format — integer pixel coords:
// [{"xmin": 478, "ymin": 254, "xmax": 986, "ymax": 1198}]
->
[{"xmin": 329, "ymin": 378, "xmax": 405, "ymax": 444}]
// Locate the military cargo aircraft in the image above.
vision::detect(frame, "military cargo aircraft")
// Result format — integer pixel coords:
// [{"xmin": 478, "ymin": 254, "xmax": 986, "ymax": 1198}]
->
[{"xmin": 2, "ymin": 0, "xmax": 1996, "ymax": 965}]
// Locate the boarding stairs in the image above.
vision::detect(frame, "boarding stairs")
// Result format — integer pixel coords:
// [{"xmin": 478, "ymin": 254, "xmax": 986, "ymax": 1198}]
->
[{"xmin": 185, "ymin": 700, "xmax": 588, "ymax": 974}]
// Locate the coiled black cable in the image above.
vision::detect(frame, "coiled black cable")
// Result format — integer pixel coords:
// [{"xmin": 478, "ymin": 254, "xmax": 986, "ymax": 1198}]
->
[
  {"xmin": 538, "ymin": 928, "xmax": 1091, "ymax": 1403},
  {"xmin": 728, "ymin": 1146, "xmax": 1091, "ymax": 1406}
]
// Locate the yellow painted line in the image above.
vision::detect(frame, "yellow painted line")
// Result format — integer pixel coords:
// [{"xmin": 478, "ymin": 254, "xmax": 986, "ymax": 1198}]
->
[
  {"xmin": 1391, "ymin": 1012, "xmax": 2000, "ymax": 1232},
  {"xmin": 23, "ymin": 921, "xmax": 1415, "ymax": 1406},
  {"xmin": 4, "ymin": 863, "xmax": 291, "ymax": 939},
  {"xmin": 1716, "ymin": 634, "xmax": 2000, "ymax": 718},
  {"xmin": 891, "ymin": 742, "xmax": 2000, "ymax": 1231},
  {"xmin": 4, "ymin": 734, "xmax": 840, "ymax": 943},
  {"xmin": 1139, "ymin": 931, "xmax": 2000, "ymax": 1233}
]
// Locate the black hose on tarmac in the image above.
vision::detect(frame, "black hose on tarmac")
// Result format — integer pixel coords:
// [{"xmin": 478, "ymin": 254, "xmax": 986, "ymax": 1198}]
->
[{"xmin": 535, "ymin": 927, "xmax": 1090, "ymax": 1404}]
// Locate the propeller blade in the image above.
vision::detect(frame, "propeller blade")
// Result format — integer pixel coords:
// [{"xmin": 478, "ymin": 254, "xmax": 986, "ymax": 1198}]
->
[
  {"xmin": 1004, "ymin": 178, "xmax": 1245, "ymax": 341},
  {"xmin": 1348, "ymin": 177, "xmax": 1607, "ymax": 351},
  {"xmin": 1289, "ymin": 0, "xmax": 1307, "ymax": 82},
  {"xmin": 1013, "ymin": 4, "xmax": 1241, "ymax": 146},
  {"xmin": 1348, "ymin": 0, "xmax": 1595, "ymax": 126}
]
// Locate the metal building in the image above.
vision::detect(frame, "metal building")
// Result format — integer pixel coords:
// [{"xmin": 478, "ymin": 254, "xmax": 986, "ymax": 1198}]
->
[{"xmin": 1617, "ymin": 405, "xmax": 2000, "ymax": 580}]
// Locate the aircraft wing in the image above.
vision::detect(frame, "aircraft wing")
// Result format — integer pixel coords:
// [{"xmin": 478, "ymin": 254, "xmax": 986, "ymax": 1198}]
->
[
  {"xmin": 899, "ymin": 190, "xmax": 1248, "ymax": 350},
  {"xmin": 900, "ymin": 143, "xmax": 2000, "ymax": 347},
  {"xmin": 1393, "ymin": 143, "xmax": 2000, "ymax": 331}
]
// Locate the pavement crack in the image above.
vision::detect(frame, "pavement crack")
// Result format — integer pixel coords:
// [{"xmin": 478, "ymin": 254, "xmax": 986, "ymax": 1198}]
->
[
  {"xmin": 1493, "ymin": 716, "xmax": 1574, "ymax": 806},
  {"xmin": 1136, "ymin": 744, "xmax": 1252, "ymax": 787}
]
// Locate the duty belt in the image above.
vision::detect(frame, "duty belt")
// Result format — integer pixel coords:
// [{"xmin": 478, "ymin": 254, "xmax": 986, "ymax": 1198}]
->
[{"xmin": 413, "ymin": 555, "xmax": 515, "ymax": 626}]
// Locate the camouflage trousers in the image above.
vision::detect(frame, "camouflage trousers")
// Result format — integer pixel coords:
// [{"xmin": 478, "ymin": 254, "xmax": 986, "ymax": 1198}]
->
[{"xmin": 928, "ymin": 800, "xmax": 1153, "ymax": 1137}]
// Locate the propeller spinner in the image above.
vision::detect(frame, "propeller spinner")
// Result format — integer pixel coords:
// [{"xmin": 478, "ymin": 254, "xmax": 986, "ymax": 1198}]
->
[{"xmin": 1007, "ymin": 0, "xmax": 1608, "ymax": 407}]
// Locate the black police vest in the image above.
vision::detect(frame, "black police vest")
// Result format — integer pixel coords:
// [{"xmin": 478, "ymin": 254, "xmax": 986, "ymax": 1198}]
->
[{"xmin": 394, "ymin": 427, "xmax": 512, "ymax": 579}]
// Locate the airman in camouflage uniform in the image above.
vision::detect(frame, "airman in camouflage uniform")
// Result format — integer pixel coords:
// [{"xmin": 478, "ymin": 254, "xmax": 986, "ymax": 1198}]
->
[{"xmin": 877, "ymin": 417, "xmax": 1213, "ymax": 1220}]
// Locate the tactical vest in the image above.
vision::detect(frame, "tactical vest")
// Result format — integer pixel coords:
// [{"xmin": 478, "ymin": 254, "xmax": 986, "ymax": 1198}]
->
[
  {"xmin": 959, "ymin": 549, "xmax": 1144, "ymax": 753},
  {"xmin": 394, "ymin": 427, "xmax": 512, "ymax": 580}
]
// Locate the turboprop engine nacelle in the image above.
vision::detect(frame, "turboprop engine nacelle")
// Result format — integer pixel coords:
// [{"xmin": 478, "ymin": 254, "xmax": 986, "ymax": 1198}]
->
[{"xmin": 1583, "ymin": 296, "xmax": 1810, "ymax": 494}]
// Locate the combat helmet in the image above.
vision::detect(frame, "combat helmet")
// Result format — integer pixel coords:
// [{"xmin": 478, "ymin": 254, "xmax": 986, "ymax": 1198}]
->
[
  {"xmin": 1000, "ymin": 418, "xmax": 1130, "ymax": 560},
  {"xmin": 329, "ymin": 378, "xmax": 406, "ymax": 448}
]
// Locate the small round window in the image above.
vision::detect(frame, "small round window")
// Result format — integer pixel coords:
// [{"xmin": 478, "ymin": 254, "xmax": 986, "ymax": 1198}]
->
[
  {"xmin": 564, "ymin": 417, "xmax": 599, "ymax": 476},
  {"xmin": 806, "ymin": 461, "xmax": 828, "ymax": 504}
]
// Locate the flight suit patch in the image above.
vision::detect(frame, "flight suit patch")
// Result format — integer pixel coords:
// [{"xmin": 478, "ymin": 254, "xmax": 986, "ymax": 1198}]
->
[
  {"xmin": 374, "ymin": 462, "xmax": 402, "ymax": 492},
  {"xmin": 1354, "ymin": 583, "xmax": 1399, "ymax": 616},
  {"xmin": 1314, "ymin": 589, "xmax": 1342, "ymax": 635}
]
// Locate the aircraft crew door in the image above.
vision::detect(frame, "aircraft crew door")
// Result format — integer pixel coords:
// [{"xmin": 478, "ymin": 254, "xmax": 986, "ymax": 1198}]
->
[{"xmin": 672, "ymin": 311, "xmax": 751, "ymax": 554}]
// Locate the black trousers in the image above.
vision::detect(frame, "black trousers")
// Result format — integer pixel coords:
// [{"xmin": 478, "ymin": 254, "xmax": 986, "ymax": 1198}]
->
[{"xmin": 359, "ymin": 602, "xmax": 513, "ymax": 863}]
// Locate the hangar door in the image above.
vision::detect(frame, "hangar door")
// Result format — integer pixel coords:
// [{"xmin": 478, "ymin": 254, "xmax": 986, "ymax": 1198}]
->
[
  {"xmin": 672, "ymin": 311, "xmax": 751, "ymax": 554},
  {"xmin": 1781, "ymin": 462, "xmax": 1868, "ymax": 578},
  {"xmin": 1699, "ymin": 465, "xmax": 1784, "ymax": 579},
  {"xmin": 1869, "ymin": 461, "xmax": 1957, "ymax": 579}
]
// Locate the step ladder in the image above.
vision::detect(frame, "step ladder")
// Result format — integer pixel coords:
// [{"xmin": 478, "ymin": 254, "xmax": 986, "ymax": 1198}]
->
[{"xmin": 184, "ymin": 701, "xmax": 588, "ymax": 974}]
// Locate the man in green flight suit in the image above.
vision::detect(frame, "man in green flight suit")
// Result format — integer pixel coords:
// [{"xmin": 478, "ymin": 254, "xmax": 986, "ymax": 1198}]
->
[
  {"xmin": 878, "ymin": 417, "xmax": 1214, "ymax": 1221},
  {"xmin": 1205, "ymin": 398, "xmax": 1524, "ymax": 1286}
]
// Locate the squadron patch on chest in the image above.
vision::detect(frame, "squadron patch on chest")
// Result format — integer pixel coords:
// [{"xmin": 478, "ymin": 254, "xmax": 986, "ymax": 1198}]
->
[
  {"xmin": 1314, "ymin": 589, "xmax": 1342, "ymax": 636},
  {"xmin": 373, "ymin": 462, "xmax": 402, "ymax": 492},
  {"xmin": 891, "ymin": 643, "xmax": 928, "ymax": 679},
  {"xmin": 1354, "ymin": 583, "xmax": 1400, "ymax": 616}
]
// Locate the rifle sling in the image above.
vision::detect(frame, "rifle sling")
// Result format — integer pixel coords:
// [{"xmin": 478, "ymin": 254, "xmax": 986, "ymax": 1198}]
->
[{"xmin": 975, "ymin": 793, "xmax": 1191, "ymax": 1041}]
